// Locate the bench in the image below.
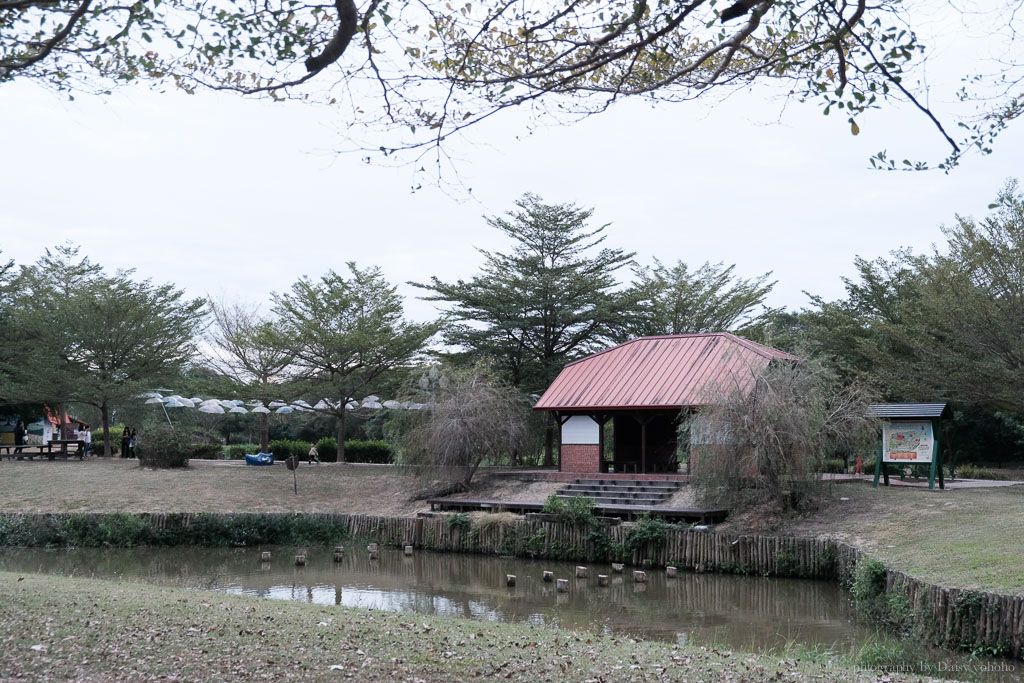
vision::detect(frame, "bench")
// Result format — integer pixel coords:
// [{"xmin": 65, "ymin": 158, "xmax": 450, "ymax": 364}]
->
[
  {"xmin": 0, "ymin": 441, "xmax": 84, "ymax": 460},
  {"xmin": 0, "ymin": 443, "xmax": 55, "ymax": 460}
]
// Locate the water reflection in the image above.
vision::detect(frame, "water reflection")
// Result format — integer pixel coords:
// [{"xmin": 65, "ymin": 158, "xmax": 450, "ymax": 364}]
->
[{"xmin": 0, "ymin": 545, "xmax": 865, "ymax": 649}]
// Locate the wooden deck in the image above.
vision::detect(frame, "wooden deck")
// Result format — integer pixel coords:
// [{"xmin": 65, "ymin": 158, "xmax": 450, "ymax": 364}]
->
[{"xmin": 426, "ymin": 497, "xmax": 727, "ymax": 522}]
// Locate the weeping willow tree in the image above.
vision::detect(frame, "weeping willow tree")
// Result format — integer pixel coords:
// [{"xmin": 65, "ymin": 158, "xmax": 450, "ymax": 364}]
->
[
  {"xmin": 398, "ymin": 365, "xmax": 533, "ymax": 490},
  {"xmin": 690, "ymin": 361, "xmax": 878, "ymax": 512}
]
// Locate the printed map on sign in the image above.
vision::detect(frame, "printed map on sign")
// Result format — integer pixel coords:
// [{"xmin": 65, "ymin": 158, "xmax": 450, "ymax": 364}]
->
[{"xmin": 882, "ymin": 421, "xmax": 933, "ymax": 463}]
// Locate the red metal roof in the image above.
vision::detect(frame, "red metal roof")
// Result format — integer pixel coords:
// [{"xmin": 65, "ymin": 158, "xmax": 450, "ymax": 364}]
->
[{"xmin": 534, "ymin": 333, "xmax": 799, "ymax": 411}]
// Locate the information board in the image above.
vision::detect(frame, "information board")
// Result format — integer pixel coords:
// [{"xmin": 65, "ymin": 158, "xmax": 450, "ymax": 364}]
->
[{"xmin": 882, "ymin": 421, "xmax": 934, "ymax": 463}]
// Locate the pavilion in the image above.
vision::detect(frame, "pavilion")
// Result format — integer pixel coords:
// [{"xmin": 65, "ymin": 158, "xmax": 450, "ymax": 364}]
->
[{"xmin": 533, "ymin": 333, "xmax": 799, "ymax": 474}]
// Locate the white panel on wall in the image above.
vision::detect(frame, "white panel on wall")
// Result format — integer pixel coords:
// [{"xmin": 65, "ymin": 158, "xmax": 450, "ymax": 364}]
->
[{"xmin": 562, "ymin": 415, "xmax": 599, "ymax": 445}]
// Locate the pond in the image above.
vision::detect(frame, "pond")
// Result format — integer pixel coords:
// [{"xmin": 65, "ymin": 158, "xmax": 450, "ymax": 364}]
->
[{"xmin": 0, "ymin": 546, "xmax": 1017, "ymax": 681}]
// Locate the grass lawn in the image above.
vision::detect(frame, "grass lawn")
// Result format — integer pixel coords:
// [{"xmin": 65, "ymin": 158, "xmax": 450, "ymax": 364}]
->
[
  {"xmin": 0, "ymin": 571, "xmax": 919, "ymax": 682},
  {"xmin": 0, "ymin": 458, "xmax": 559, "ymax": 517},
  {"xmin": 750, "ymin": 481, "xmax": 1024, "ymax": 596}
]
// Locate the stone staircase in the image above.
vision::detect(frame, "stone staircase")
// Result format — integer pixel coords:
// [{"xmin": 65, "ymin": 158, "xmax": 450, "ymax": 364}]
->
[{"xmin": 555, "ymin": 478, "xmax": 682, "ymax": 507}]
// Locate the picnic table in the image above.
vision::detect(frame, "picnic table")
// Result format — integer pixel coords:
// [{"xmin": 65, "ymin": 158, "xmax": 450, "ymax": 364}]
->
[
  {"xmin": 49, "ymin": 439, "xmax": 86, "ymax": 459},
  {"xmin": 0, "ymin": 440, "xmax": 84, "ymax": 460}
]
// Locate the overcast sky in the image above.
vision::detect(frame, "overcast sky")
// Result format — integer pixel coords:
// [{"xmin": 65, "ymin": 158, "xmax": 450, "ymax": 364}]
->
[{"xmin": 2, "ymin": 5, "xmax": 1021, "ymax": 326}]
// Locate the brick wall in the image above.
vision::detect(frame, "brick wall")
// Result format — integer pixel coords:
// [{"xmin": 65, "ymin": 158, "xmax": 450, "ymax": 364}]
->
[{"xmin": 560, "ymin": 444, "xmax": 600, "ymax": 473}]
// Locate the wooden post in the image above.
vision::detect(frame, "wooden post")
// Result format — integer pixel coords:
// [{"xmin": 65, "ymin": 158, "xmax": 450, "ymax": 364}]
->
[
  {"xmin": 633, "ymin": 570, "xmax": 646, "ymax": 583},
  {"xmin": 611, "ymin": 563, "xmax": 624, "ymax": 573},
  {"xmin": 506, "ymin": 574, "xmax": 516, "ymax": 587},
  {"xmin": 334, "ymin": 546, "xmax": 345, "ymax": 554},
  {"xmin": 597, "ymin": 574, "xmax": 609, "ymax": 587},
  {"xmin": 873, "ymin": 437, "xmax": 889, "ymax": 487},
  {"xmin": 404, "ymin": 545, "xmax": 414, "ymax": 556},
  {"xmin": 334, "ymin": 551, "xmax": 344, "ymax": 563},
  {"xmin": 666, "ymin": 566, "xmax": 678, "ymax": 578},
  {"xmin": 641, "ymin": 421, "xmax": 647, "ymax": 474},
  {"xmin": 295, "ymin": 554, "xmax": 306, "ymax": 566},
  {"xmin": 260, "ymin": 551, "xmax": 271, "ymax": 562},
  {"xmin": 367, "ymin": 543, "xmax": 379, "ymax": 553},
  {"xmin": 543, "ymin": 571, "xmax": 554, "ymax": 582},
  {"xmin": 575, "ymin": 566, "xmax": 587, "ymax": 578},
  {"xmin": 556, "ymin": 579, "xmax": 569, "ymax": 593}
]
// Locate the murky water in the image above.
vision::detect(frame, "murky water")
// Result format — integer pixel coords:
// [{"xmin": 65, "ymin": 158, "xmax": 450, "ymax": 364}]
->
[{"xmin": 0, "ymin": 547, "xmax": 1018, "ymax": 681}]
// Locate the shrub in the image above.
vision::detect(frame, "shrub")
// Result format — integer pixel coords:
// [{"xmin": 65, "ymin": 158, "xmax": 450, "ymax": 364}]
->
[
  {"xmin": 190, "ymin": 442, "xmax": 224, "ymax": 459},
  {"xmin": 90, "ymin": 430, "xmax": 120, "ymax": 456},
  {"xmin": 343, "ymin": 440, "xmax": 392, "ymax": 464},
  {"xmin": 821, "ymin": 458, "xmax": 846, "ymax": 474},
  {"xmin": 268, "ymin": 439, "xmax": 313, "ymax": 460},
  {"xmin": 955, "ymin": 463, "xmax": 1009, "ymax": 480},
  {"xmin": 447, "ymin": 512, "xmax": 471, "ymax": 530},
  {"xmin": 623, "ymin": 513, "xmax": 670, "ymax": 554},
  {"xmin": 228, "ymin": 444, "xmax": 259, "ymax": 459},
  {"xmin": 542, "ymin": 495, "xmax": 596, "ymax": 526},
  {"xmin": 316, "ymin": 437, "xmax": 338, "ymax": 462},
  {"xmin": 136, "ymin": 425, "xmax": 191, "ymax": 468}
]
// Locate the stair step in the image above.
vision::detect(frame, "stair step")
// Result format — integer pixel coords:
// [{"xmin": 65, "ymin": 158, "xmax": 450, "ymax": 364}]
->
[
  {"xmin": 557, "ymin": 494, "xmax": 666, "ymax": 505},
  {"xmin": 561, "ymin": 485, "xmax": 677, "ymax": 494}
]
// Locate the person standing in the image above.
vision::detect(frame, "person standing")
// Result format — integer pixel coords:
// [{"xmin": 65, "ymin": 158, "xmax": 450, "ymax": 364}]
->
[
  {"xmin": 13, "ymin": 420, "xmax": 26, "ymax": 457},
  {"xmin": 128, "ymin": 428, "xmax": 137, "ymax": 458},
  {"xmin": 308, "ymin": 442, "xmax": 321, "ymax": 465},
  {"xmin": 120, "ymin": 426, "xmax": 131, "ymax": 458},
  {"xmin": 81, "ymin": 426, "xmax": 92, "ymax": 457}
]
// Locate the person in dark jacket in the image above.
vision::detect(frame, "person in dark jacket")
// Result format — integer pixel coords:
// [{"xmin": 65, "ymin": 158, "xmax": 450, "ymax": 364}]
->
[
  {"xmin": 121, "ymin": 426, "xmax": 132, "ymax": 458},
  {"xmin": 13, "ymin": 420, "xmax": 26, "ymax": 457}
]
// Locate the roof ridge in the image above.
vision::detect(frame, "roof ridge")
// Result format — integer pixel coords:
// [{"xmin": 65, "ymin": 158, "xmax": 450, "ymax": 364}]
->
[{"xmin": 564, "ymin": 332, "xmax": 795, "ymax": 367}]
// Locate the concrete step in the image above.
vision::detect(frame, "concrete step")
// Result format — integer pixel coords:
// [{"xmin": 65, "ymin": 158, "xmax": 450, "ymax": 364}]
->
[
  {"xmin": 571, "ymin": 480, "xmax": 680, "ymax": 491},
  {"xmin": 556, "ymin": 493, "xmax": 667, "ymax": 506},
  {"xmin": 562, "ymin": 484, "xmax": 679, "ymax": 494}
]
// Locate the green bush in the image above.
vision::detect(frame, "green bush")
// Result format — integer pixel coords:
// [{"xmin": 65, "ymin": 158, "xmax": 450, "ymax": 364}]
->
[
  {"xmin": 90, "ymin": 430, "xmax": 120, "ymax": 456},
  {"xmin": 851, "ymin": 557, "xmax": 888, "ymax": 606},
  {"xmin": 137, "ymin": 425, "xmax": 190, "ymax": 468},
  {"xmin": 190, "ymin": 442, "xmax": 224, "ymax": 459},
  {"xmin": 316, "ymin": 437, "xmax": 338, "ymax": 462},
  {"xmin": 623, "ymin": 513, "xmax": 670, "ymax": 554},
  {"xmin": 342, "ymin": 440, "xmax": 392, "ymax": 464},
  {"xmin": 821, "ymin": 458, "xmax": 846, "ymax": 474},
  {"xmin": 447, "ymin": 513, "xmax": 471, "ymax": 530},
  {"xmin": 0, "ymin": 512, "xmax": 354, "ymax": 548},
  {"xmin": 955, "ymin": 464, "xmax": 1009, "ymax": 480},
  {"xmin": 227, "ymin": 444, "xmax": 259, "ymax": 459},
  {"xmin": 542, "ymin": 495, "xmax": 597, "ymax": 526},
  {"xmin": 268, "ymin": 439, "xmax": 314, "ymax": 460}
]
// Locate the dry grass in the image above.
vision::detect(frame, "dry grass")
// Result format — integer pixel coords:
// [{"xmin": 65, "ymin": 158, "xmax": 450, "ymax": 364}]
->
[
  {"xmin": 0, "ymin": 460, "xmax": 561, "ymax": 517},
  {"xmin": 719, "ymin": 481, "xmax": 1024, "ymax": 595}
]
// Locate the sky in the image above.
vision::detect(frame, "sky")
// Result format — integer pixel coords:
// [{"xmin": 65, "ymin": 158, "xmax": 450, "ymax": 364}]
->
[{"xmin": 1, "ymin": 5, "xmax": 1022, "ymax": 326}]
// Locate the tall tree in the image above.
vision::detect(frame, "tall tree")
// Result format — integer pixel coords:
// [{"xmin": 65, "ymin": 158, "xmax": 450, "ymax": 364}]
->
[
  {"xmin": 620, "ymin": 260, "xmax": 777, "ymax": 340},
  {"xmin": 271, "ymin": 262, "xmax": 435, "ymax": 462},
  {"xmin": 3, "ymin": 0, "xmax": 1019, "ymax": 171},
  {"xmin": 1, "ymin": 244, "xmax": 106, "ymax": 436},
  {"xmin": 205, "ymin": 299, "xmax": 293, "ymax": 453},
  {"xmin": 799, "ymin": 180, "xmax": 1024, "ymax": 411},
  {"xmin": 6, "ymin": 253, "xmax": 206, "ymax": 455},
  {"xmin": 413, "ymin": 193, "xmax": 635, "ymax": 465},
  {"xmin": 893, "ymin": 181, "xmax": 1024, "ymax": 410}
]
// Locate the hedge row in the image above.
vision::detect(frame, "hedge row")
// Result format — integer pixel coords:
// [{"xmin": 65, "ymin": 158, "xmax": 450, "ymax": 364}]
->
[
  {"xmin": 0, "ymin": 513, "xmax": 353, "ymax": 548},
  {"xmin": 221, "ymin": 440, "xmax": 393, "ymax": 464}
]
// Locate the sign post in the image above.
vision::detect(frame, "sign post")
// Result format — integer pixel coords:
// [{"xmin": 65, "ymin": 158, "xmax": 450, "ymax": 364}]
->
[{"xmin": 870, "ymin": 404, "xmax": 947, "ymax": 491}]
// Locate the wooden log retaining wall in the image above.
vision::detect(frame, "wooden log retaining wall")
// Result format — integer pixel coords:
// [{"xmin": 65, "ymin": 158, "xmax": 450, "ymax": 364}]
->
[{"xmin": 3, "ymin": 512, "xmax": 1022, "ymax": 659}]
